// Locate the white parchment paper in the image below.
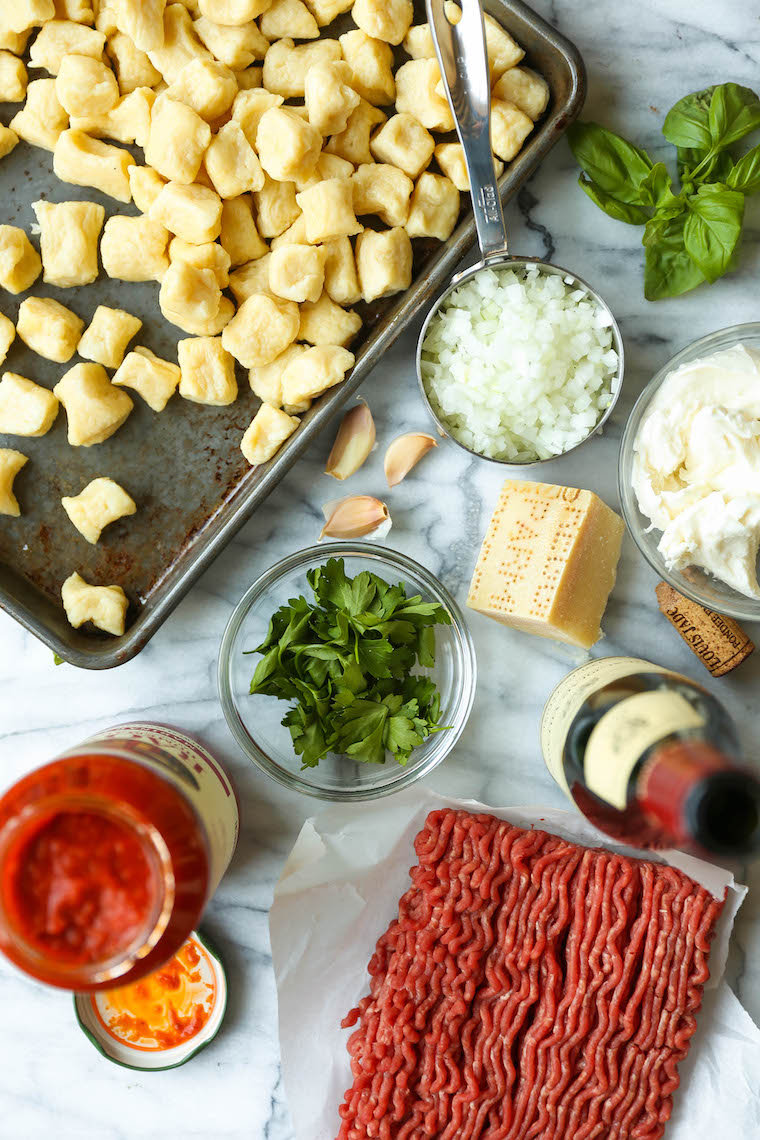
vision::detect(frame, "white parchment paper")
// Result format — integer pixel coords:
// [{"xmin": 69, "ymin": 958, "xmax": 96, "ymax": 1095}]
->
[{"xmin": 270, "ymin": 788, "xmax": 759, "ymax": 1140}]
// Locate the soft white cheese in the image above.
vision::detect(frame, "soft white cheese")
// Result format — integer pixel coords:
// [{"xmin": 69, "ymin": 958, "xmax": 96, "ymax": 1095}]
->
[{"xmin": 632, "ymin": 343, "xmax": 760, "ymax": 598}]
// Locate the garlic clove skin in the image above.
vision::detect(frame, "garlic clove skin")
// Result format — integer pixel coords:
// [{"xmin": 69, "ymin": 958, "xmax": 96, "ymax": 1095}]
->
[
  {"xmin": 384, "ymin": 433, "xmax": 438, "ymax": 487},
  {"xmin": 319, "ymin": 495, "xmax": 391, "ymax": 540},
  {"xmin": 325, "ymin": 401, "xmax": 376, "ymax": 480}
]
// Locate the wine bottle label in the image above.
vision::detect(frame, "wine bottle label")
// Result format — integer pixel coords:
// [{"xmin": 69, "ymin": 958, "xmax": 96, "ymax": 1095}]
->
[
  {"xmin": 583, "ymin": 691, "xmax": 705, "ymax": 809},
  {"xmin": 61, "ymin": 723, "xmax": 239, "ymax": 896},
  {"xmin": 541, "ymin": 657, "xmax": 671, "ymax": 799}
]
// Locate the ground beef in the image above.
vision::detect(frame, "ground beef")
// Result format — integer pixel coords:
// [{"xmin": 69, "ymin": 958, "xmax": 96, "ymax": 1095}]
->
[{"xmin": 337, "ymin": 809, "xmax": 723, "ymax": 1140}]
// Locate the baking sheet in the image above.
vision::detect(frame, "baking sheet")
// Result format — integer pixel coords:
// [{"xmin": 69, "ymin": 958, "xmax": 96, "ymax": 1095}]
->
[
  {"xmin": 270, "ymin": 788, "xmax": 758, "ymax": 1140},
  {"xmin": 0, "ymin": 0, "xmax": 585, "ymax": 668}
]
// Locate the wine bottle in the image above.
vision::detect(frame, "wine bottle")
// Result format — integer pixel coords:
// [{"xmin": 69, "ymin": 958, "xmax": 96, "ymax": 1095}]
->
[{"xmin": 541, "ymin": 656, "xmax": 760, "ymax": 856}]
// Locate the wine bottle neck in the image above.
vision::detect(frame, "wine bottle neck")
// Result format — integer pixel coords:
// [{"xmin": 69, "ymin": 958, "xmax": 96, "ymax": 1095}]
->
[{"xmin": 638, "ymin": 740, "xmax": 760, "ymax": 856}]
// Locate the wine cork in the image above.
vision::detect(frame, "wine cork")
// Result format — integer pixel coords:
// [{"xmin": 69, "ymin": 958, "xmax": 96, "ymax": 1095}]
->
[{"xmin": 655, "ymin": 582, "xmax": 754, "ymax": 676}]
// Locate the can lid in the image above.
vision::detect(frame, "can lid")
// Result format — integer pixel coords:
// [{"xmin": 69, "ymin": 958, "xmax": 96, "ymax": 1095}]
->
[{"xmin": 73, "ymin": 930, "xmax": 227, "ymax": 1072}]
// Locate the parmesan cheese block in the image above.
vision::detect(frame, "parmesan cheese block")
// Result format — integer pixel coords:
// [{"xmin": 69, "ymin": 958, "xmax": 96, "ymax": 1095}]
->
[{"xmin": 467, "ymin": 481, "xmax": 624, "ymax": 648}]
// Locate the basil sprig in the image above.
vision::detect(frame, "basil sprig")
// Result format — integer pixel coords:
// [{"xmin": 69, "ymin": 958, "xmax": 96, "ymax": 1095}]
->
[{"xmin": 568, "ymin": 83, "xmax": 760, "ymax": 300}]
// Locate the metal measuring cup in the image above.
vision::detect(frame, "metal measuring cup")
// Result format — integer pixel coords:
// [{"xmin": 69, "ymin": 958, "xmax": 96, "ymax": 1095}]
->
[{"xmin": 415, "ymin": 0, "xmax": 625, "ymax": 466}]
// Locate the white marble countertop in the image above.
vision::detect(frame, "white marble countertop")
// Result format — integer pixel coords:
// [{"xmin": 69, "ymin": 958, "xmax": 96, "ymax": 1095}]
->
[{"xmin": 2, "ymin": 1, "xmax": 760, "ymax": 1136}]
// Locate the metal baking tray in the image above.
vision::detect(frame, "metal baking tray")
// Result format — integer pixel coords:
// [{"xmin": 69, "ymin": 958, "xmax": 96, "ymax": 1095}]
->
[{"xmin": 0, "ymin": 0, "xmax": 585, "ymax": 669}]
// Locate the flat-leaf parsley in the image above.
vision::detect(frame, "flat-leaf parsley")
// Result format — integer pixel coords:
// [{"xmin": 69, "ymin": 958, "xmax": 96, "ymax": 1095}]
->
[{"xmin": 246, "ymin": 558, "xmax": 452, "ymax": 768}]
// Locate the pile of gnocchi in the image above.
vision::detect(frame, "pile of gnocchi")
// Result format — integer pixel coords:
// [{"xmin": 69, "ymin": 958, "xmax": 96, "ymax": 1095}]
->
[{"xmin": 0, "ymin": 0, "xmax": 548, "ymax": 638}]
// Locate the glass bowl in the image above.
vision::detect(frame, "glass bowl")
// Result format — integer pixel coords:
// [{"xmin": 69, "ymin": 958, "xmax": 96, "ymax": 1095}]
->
[
  {"xmin": 619, "ymin": 322, "xmax": 760, "ymax": 622},
  {"xmin": 218, "ymin": 543, "xmax": 477, "ymax": 800}
]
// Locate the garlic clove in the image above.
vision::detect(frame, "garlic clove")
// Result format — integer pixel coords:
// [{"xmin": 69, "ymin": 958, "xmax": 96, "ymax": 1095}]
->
[
  {"xmin": 320, "ymin": 495, "xmax": 391, "ymax": 540},
  {"xmin": 325, "ymin": 401, "xmax": 376, "ymax": 480},
  {"xmin": 384, "ymin": 432, "xmax": 438, "ymax": 487}
]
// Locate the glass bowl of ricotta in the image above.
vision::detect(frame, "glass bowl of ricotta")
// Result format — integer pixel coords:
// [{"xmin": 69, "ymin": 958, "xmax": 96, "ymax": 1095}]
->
[{"xmin": 619, "ymin": 323, "xmax": 760, "ymax": 621}]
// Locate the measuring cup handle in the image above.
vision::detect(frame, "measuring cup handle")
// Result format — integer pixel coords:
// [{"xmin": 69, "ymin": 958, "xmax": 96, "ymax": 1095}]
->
[{"xmin": 426, "ymin": 0, "xmax": 509, "ymax": 261}]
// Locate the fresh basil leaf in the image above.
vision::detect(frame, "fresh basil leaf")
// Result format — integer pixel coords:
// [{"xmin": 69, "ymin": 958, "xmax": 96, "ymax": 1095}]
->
[
  {"xmin": 567, "ymin": 121, "xmax": 653, "ymax": 204},
  {"xmin": 578, "ymin": 173, "xmax": 651, "ymax": 224},
  {"xmin": 663, "ymin": 86, "xmax": 715, "ymax": 151},
  {"xmin": 643, "ymin": 211, "xmax": 705, "ymax": 300},
  {"xmin": 639, "ymin": 163, "xmax": 683, "ymax": 215},
  {"xmin": 683, "ymin": 184, "xmax": 744, "ymax": 283},
  {"xmin": 709, "ymin": 83, "xmax": 760, "ymax": 151},
  {"xmin": 727, "ymin": 144, "xmax": 760, "ymax": 194}
]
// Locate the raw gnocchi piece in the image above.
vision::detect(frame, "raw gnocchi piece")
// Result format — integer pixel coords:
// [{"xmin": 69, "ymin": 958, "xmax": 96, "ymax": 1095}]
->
[
  {"xmin": 53, "ymin": 362, "xmax": 133, "ymax": 445},
  {"xmin": 240, "ymin": 401, "xmax": 299, "ymax": 466},
  {"xmin": 483, "ymin": 12, "xmax": 524, "ymax": 79},
  {"xmin": 193, "ymin": 14, "xmax": 268, "ymax": 70},
  {"xmin": 177, "ymin": 335, "xmax": 237, "ymax": 405},
  {"xmin": 491, "ymin": 66, "xmax": 549, "ymax": 121},
  {"xmin": 254, "ymin": 175, "xmax": 300, "ymax": 238},
  {"xmin": 101, "ymin": 215, "xmax": 170, "ymax": 281},
  {"xmin": 53, "ymin": 129, "xmax": 133, "ymax": 202},
  {"xmin": 61, "ymin": 571, "xmax": 128, "ymax": 635},
  {"xmin": 301, "ymin": 0, "xmax": 351, "ymax": 27},
  {"xmin": 490, "ymin": 98, "xmax": 534, "ymax": 161},
  {"xmin": 61, "ymin": 476, "xmax": 136, "ymax": 543},
  {"xmin": 220, "ymin": 195, "xmax": 267, "ymax": 266},
  {"xmin": 321, "ymin": 236, "xmax": 360, "ymax": 306},
  {"xmin": 228, "ymin": 254, "xmax": 274, "ymax": 303},
  {"xmin": 355, "ymin": 226, "xmax": 412, "ymax": 302},
  {"xmin": 0, "ymin": 447, "xmax": 27, "ymax": 516},
  {"xmin": 28, "ymin": 20, "xmax": 105, "ymax": 73},
  {"xmin": 107, "ymin": 31, "xmax": 162, "ymax": 93},
  {"xmin": 32, "ymin": 199, "xmax": 105, "ymax": 288},
  {"xmin": 261, "ymin": 38, "xmax": 341, "ymax": 99},
  {"xmin": 0, "ymin": 312, "xmax": 14, "ymax": 364},
  {"xmin": 294, "ymin": 152, "xmax": 353, "ymax": 192},
  {"xmin": 169, "ymin": 237, "xmax": 230, "ymax": 287},
  {"xmin": 55, "ymin": 53, "xmax": 119, "ymax": 115},
  {"xmin": 269, "ymin": 213, "xmax": 309, "ymax": 249},
  {"xmin": 149, "ymin": 181, "xmax": 223, "ymax": 244},
  {"xmin": 112, "ymin": 346, "xmax": 180, "ymax": 411},
  {"xmin": 256, "ymin": 106, "xmax": 321, "ymax": 184},
  {"xmin": 165, "ymin": 58, "xmax": 236, "ymax": 121},
  {"xmin": 338, "ymin": 29, "xmax": 393, "ymax": 106},
  {"xmin": 433, "ymin": 141, "xmax": 503, "ymax": 190},
  {"xmin": 77, "ymin": 305, "xmax": 142, "ymax": 369},
  {"xmin": 295, "ymin": 178, "xmax": 362, "ymax": 243},
  {"xmin": 159, "ymin": 260, "xmax": 234, "ymax": 335},
  {"xmin": 116, "ymin": 0, "xmax": 167, "ymax": 53},
  {"xmin": 17, "ymin": 297, "xmax": 84, "ymax": 362},
  {"xmin": 127, "ymin": 163, "xmax": 167, "ymax": 212},
  {"xmin": 394, "ymin": 59, "xmax": 453, "ymax": 132},
  {"xmin": 3, "ymin": 0, "xmax": 54, "ymax": 35},
  {"xmin": 370, "ymin": 113, "xmax": 434, "ymax": 179},
  {"xmin": 0, "ymin": 50, "xmax": 27, "ymax": 101},
  {"xmin": 0, "ymin": 23, "xmax": 32, "ymax": 55},
  {"xmin": 352, "ymin": 0, "xmax": 412, "ymax": 46},
  {"xmin": 205, "ymin": 121, "xmax": 265, "ymax": 199},
  {"xmin": 198, "ymin": 0, "xmax": 271, "ymax": 22},
  {"xmin": 298, "ymin": 291, "xmax": 361, "ymax": 347},
  {"xmin": 248, "ymin": 343, "xmax": 308, "ymax": 411},
  {"xmin": 268, "ymin": 243, "xmax": 325, "ymax": 303},
  {"xmin": 236, "ymin": 65, "xmax": 262, "ymax": 91},
  {"xmin": 145, "ymin": 95, "xmax": 211, "ymax": 184},
  {"xmin": 221, "ymin": 293, "xmax": 299, "ymax": 368},
  {"xmin": 325, "ymin": 98, "xmax": 386, "ymax": 166},
  {"xmin": 0, "ymin": 124, "xmax": 19, "ymax": 158},
  {"xmin": 351, "ymin": 163, "xmax": 413, "ymax": 227},
  {"xmin": 0, "ymin": 225, "xmax": 41, "ymax": 294},
  {"xmin": 405, "ymin": 171, "xmax": 460, "ymax": 240},
  {"xmin": 231, "ymin": 87, "xmax": 283, "ymax": 144},
  {"xmin": 0, "ymin": 372, "xmax": 59, "ymax": 436},
  {"xmin": 147, "ymin": 4, "xmax": 211, "ymax": 82},
  {"xmin": 280, "ymin": 343, "xmax": 353, "ymax": 405},
  {"xmin": 54, "ymin": 0, "xmax": 94, "ymax": 20},
  {"xmin": 260, "ymin": 0, "xmax": 317, "ymax": 41},
  {"xmin": 69, "ymin": 85, "xmax": 154, "ymax": 148},
  {"xmin": 9, "ymin": 78, "xmax": 69, "ymax": 151},
  {"xmin": 304, "ymin": 60, "xmax": 359, "ymax": 137}
]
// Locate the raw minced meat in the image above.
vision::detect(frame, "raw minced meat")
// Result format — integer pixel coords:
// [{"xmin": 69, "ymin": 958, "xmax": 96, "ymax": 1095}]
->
[{"xmin": 337, "ymin": 808, "xmax": 723, "ymax": 1140}]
